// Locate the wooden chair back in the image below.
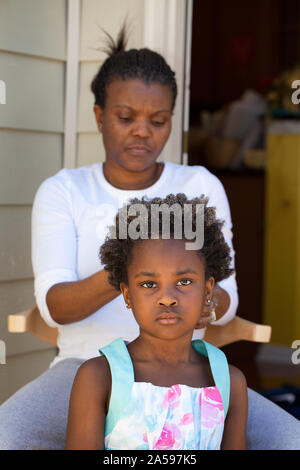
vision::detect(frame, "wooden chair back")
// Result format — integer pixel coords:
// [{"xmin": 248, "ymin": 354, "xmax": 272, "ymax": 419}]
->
[{"xmin": 7, "ymin": 305, "xmax": 272, "ymax": 348}]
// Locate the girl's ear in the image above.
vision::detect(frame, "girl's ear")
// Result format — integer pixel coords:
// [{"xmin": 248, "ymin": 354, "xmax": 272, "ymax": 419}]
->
[
  {"xmin": 93, "ymin": 104, "xmax": 104, "ymax": 133},
  {"xmin": 120, "ymin": 282, "xmax": 131, "ymax": 308},
  {"xmin": 194, "ymin": 276, "xmax": 216, "ymax": 330},
  {"xmin": 205, "ymin": 276, "xmax": 215, "ymax": 301}
]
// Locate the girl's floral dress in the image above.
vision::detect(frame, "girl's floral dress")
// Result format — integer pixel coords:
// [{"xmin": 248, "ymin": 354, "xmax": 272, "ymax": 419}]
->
[{"xmin": 99, "ymin": 338, "xmax": 230, "ymax": 450}]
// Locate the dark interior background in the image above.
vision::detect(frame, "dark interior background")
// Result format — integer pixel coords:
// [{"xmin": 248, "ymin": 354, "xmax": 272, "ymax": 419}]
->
[
  {"xmin": 188, "ymin": 0, "xmax": 300, "ymax": 386},
  {"xmin": 189, "ymin": 0, "xmax": 300, "ymax": 118}
]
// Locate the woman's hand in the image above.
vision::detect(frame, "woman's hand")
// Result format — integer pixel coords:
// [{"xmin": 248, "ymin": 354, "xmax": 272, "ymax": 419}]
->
[{"xmin": 195, "ymin": 283, "xmax": 231, "ymax": 328}]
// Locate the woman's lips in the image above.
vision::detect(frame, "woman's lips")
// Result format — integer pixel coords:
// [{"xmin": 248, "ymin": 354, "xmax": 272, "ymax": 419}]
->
[{"xmin": 126, "ymin": 145, "xmax": 151, "ymax": 156}]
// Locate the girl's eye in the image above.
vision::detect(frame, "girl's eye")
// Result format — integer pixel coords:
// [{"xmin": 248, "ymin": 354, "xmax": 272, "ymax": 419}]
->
[
  {"xmin": 177, "ymin": 279, "xmax": 192, "ymax": 286},
  {"xmin": 140, "ymin": 281, "xmax": 156, "ymax": 289}
]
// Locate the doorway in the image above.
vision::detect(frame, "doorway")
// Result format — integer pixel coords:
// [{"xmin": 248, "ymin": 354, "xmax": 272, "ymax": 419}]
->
[{"xmin": 187, "ymin": 0, "xmax": 300, "ymax": 389}]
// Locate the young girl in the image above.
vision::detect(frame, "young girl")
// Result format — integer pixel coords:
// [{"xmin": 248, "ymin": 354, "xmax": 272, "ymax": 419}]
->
[{"xmin": 65, "ymin": 193, "xmax": 248, "ymax": 450}]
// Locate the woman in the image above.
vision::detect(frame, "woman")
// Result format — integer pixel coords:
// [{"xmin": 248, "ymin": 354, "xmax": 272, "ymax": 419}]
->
[
  {"xmin": 33, "ymin": 35, "xmax": 236, "ymax": 367},
  {"xmin": 0, "ymin": 28, "xmax": 299, "ymax": 450}
]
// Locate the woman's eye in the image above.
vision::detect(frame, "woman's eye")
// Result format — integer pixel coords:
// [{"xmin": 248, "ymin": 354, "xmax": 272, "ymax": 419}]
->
[
  {"xmin": 119, "ymin": 116, "xmax": 132, "ymax": 122},
  {"xmin": 152, "ymin": 121, "xmax": 166, "ymax": 126},
  {"xmin": 177, "ymin": 279, "xmax": 192, "ymax": 286},
  {"xmin": 140, "ymin": 281, "xmax": 156, "ymax": 288}
]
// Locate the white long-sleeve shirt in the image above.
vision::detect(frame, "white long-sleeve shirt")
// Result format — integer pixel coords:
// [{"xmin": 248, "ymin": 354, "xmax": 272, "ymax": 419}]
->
[{"xmin": 32, "ymin": 161, "xmax": 238, "ymax": 367}]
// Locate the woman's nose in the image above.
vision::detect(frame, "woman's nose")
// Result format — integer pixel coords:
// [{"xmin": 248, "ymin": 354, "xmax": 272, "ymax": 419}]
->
[{"xmin": 132, "ymin": 119, "xmax": 151, "ymax": 138}]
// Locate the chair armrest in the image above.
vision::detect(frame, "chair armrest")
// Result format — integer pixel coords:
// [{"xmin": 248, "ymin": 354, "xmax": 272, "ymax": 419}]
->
[
  {"xmin": 203, "ymin": 316, "xmax": 272, "ymax": 348},
  {"xmin": 8, "ymin": 306, "xmax": 35, "ymax": 333},
  {"xmin": 7, "ymin": 310, "xmax": 271, "ymax": 349},
  {"xmin": 8, "ymin": 306, "xmax": 58, "ymax": 346}
]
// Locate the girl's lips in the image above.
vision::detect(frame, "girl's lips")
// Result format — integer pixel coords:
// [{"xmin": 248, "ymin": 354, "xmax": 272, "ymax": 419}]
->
[
  {"xmin": 157, "ymin": 317, "xmax": 180, "ymax": 325},
  {"xmin": 156, "ymin": 313, "xmax": 181, "ymax": 325}
]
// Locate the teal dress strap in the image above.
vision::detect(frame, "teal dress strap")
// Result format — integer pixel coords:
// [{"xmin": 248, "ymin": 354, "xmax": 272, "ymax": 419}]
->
[
  {"xmin": 191, "ymin": 339, "xmax": 230, "ymax": 418},
  {"xmin": 99, "ymin": 338, "xmax": 135, "ymax": 436}
]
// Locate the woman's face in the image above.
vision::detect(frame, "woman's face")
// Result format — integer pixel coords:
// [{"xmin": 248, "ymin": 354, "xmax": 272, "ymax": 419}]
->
[
  {"xmin": 94, "ymin": 79, "xmax": 173, "ymax": 173},
  {"xmin": 120, "ymin": 238, "xmax": 214, "ymax": 342}
]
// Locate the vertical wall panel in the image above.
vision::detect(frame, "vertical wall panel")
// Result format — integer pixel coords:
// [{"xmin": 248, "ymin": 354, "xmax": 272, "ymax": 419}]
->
[
  {"xmin": 0, "ymin": 0, "xmax": 67, "ymax": 402},
  {"xmin": 0, "ymin": 207, "xmax": 33, "ymax": 282},
  {"xmin": 0, "ymin": 53, "xmax": 64, "ymax": 132},
  {"xmin": 77, "ymin": 133, "xmax": 105, "ymax": 167},
  {"xmin": 0, "ymin": 130, "xmax": 62, "ymax": 204},
  {"xmin": 0, "ymin": 0, "xmax": 66, "ymax": 59},
  {"xmin": 77, "ymin": 62, "xmax": 100, "ymax": 133},
  {"xmin": 80, "ymin": 0, "xmax": 144, "ymax": 62},
  {"xmin": 77, "ymin": 0, "xmax": 145, "ymax": 168}
]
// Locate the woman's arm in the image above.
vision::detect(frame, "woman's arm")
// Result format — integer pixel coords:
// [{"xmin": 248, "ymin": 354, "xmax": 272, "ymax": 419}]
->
[
  {"xmin": 212, "ymin": 283, "xmax": 230, "ymax": 321},
  {"xmin": 204, "ymin": 171, "xmax": 239, "ymax": 324},
  {"xmin": 221, "ymin": 365, "xmax": 248, "ymax": 450},
  {"xmin": 32, "ymin": 174, "xmax": 119, "ymax": 326},
  {"xmin": 66, "ymin": 357, "xmax": 110, "ymax": 450},
  {"xmin": 46, "ymin": 270, "xmax": 119, "ymax": 325}
]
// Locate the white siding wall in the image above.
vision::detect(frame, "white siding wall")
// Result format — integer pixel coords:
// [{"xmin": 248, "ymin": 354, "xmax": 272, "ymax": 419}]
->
[
  {"xmin": 0, "ymin": 0, "xmax": 186, "ymax": 406},
  {"xmin": 77, "ymin": 0, "xmax": 145, "ymax": 167},
  {"xmin": 0, "ymin": 0, "xmax": 67, "ymax": 404}
]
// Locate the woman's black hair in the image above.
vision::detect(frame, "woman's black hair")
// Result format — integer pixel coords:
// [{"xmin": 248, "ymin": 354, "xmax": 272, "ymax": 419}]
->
[
  {"xmin": 100, "ymin": 193, "xmax": 234, "ymax": 291},
  {"xmin": 91, "ymin": 23, "xmax": 177, "ymax": 110}
]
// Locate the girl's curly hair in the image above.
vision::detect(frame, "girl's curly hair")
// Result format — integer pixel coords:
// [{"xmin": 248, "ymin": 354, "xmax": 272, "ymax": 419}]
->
[{"xmin": 99, "ymin": 193, "xmax": 234, "ymax": 291}]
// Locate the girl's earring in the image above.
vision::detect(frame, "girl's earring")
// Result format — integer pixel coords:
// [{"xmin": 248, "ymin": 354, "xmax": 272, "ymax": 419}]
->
[
  {"xmin": 205, "ymin": 297, "xmax": 216, "ymax": 322},
  {"xmin": 209, "ymin": 306, "xmax": 216, "ymax": 322},
  {"xmin": 126, "ymin": 303, "xmax": 131, "ymax": 309}
]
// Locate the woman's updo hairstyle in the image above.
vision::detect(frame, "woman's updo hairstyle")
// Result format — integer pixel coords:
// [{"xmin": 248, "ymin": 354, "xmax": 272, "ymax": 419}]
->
[{"xmin": 91, "ymin": 23, "xmax": 177, "ymax": 110}]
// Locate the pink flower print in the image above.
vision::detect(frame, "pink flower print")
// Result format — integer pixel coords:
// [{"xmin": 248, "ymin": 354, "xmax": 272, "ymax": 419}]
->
[
  {"xmin": 143, "ymin": 432, "xmax": 148, "ymax": 443},
  {"xmin": 155, "ymin": 424, "xmax": 181, "ymax": 450},
  {"xmin": 162, "ymin": 385, "xmax": 182, "ymax": 410},
  {"xmin": 180, "ymin": 413, "xmax": 194, "ymax": 426},
  {"xmin": 204, "ymin": 387, "xmax": 224, "ymax": 411},
  {"xmin": 200, "ymin": 387, "xmax": 224, "ymax": 429}
]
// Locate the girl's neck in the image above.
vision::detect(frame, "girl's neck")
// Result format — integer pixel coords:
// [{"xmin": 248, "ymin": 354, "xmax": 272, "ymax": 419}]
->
[
  {"xmin": 127, "ymin": 334, "xmax": 197, "ymax": 366},
  {"xmin": 126, "ymin": 334, "xmax": 213, "ymax": 389},
  {"xmin": 103, "ymin": 160, "xmax": 164, "ymax": 190}
]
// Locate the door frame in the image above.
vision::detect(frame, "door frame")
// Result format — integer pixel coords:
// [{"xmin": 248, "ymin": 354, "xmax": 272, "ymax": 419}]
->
[{"xmin": 143, "ymin": 0, "xmax": 194, "ymax": 165}]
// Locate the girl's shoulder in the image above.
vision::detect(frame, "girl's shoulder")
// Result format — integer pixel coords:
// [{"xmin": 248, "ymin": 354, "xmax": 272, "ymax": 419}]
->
[
  {"xmin": 222, "ymin": 364, "xmax": 248, "ymax": 448},
  {"xmin": 73, "ymin": 356, "xmax": 111, "ymax": 401},
  {"xmin": 228, "ymin": 364, "xmax": 248, "ymax": 398},
  {"xmin": 77, "ymin": 355, "xmax": 111, "ymax": 380}
]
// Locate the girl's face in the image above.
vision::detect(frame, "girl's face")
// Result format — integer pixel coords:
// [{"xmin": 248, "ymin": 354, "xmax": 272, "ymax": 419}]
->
[
  {"xmin": 94, "ymin": 79, "xmax": 173, "ymax": 173},
  {"xmin": 120, "ymin": 238, "xmax": 214, "ymax": 342}
]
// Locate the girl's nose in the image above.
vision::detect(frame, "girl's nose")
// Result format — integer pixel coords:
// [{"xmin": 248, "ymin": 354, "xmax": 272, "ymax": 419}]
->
[{"xmin": 157, "ymin": 296, "xmax": 178, "ymax": 307}]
